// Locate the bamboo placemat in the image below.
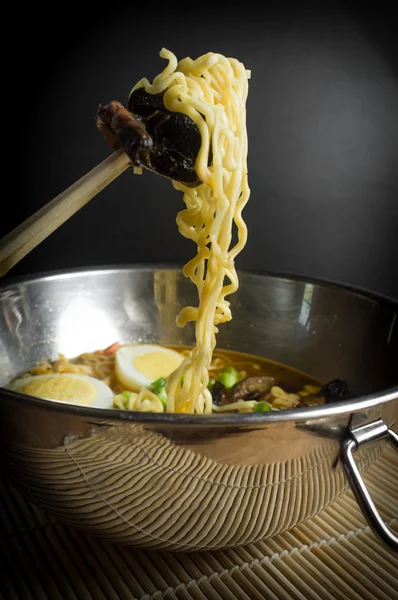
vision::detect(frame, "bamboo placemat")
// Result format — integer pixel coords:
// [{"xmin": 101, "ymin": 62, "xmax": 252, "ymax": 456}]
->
[{"xmin": 1, "ymin": 446, "xmax": 397, "ymax": 600}]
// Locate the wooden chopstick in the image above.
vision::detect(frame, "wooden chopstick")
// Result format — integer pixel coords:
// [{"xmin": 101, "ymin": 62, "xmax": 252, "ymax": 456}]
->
[{"xmin": 0, "ymin": 149, "xmax": 131, "ymax": 277}]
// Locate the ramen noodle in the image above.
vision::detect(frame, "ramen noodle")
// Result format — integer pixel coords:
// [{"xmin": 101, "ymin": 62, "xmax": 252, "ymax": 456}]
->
[{"xmin": 128, "ymin": 49, "xmax": 251, "ymax": 413}]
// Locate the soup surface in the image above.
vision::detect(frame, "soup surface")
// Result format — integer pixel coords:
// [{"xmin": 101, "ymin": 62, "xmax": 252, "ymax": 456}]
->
[{"xmin": 8, "ymin": 343, "xmax": 347, "ymax": 413}]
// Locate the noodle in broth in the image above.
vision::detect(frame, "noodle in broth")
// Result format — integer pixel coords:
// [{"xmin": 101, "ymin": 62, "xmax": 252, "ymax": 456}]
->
[{"xmin": 24, "ymin": 346, "xmax": 325, "ymax": 413}]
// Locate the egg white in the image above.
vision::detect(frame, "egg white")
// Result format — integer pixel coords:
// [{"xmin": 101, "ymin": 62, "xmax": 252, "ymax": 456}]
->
[
  {"xmin": 115, "ymin": 344, "xmax": 184, "ymax": 392},
  {"xmin": 8, "ymin": 373, "xmax": 114, "ymax": 409}
]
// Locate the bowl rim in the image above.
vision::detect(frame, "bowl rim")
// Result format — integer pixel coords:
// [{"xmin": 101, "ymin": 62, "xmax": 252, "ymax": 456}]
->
[
  {"xmin": 1, "ymin": 263, "xmax": 398, "ymax": 306},
  {"xmin": 1, "ymin": 264, "xmax": 397, "ymax": 427}
]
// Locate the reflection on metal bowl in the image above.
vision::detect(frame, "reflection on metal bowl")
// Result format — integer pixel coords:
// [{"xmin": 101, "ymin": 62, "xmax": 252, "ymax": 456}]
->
[{"xmin": 0, "ymin": 267, "xmax": 397, "ymax": 551}]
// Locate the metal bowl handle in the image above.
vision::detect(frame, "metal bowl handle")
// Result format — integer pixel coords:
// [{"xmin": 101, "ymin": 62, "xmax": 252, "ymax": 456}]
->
[{"xmin": 341, "ymin": 418, "xmax": 398, "ymax": 552}]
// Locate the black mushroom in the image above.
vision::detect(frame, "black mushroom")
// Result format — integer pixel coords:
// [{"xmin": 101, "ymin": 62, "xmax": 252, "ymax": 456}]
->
[
  {"xmin": 320, "ymin": 379, "xmax": 349, "ymax": 402},
  {"xmin": 211, "ymin": 381, "xmax": 226, "ymax": 406},
  {"xmin": 97, "ymin": 101, "xmax": 153, "ymax": 167},
  {"xmin": 212, "ymin": 376, "xmax": 275, "ymax": 406},
  {"xmin": 301, "ymin": 378, "xmax": 350, "ymax": 406},
  {"xmin": 97, "ymin": 87, "xmax": 206, "ymax": 187},
  {"xmin": 129, "ymin": 87, "xmax": 205, "ymax": 185}
]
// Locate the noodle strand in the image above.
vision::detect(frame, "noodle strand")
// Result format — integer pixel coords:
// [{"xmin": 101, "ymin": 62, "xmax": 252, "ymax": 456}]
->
[{"xmin": 137, "ymin": 49, "xmax": 250, "ymax": 413}]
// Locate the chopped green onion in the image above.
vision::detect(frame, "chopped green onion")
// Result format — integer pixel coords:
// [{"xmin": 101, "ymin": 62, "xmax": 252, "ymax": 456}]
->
[
  {"xmin": 218, "ymin": 365, "xmax": 240, "ymax": 389},
  {"xmin": 180, "ymin": 375, "xmax": 185, "ymax": 387},
  {"xmin": 151, "ymin": 377, "xmax": 167, "ymax": 393},
  {"xmin": 146, "ymin": 109, "xmax": 161, "ymax": 121},
  {"xmin": 121, "ymin": 390, "xmax": 132, "ymax": 400},
  {"xmin": 207, "ymin": 377, "xmax": 216, "ymax": 391},
  {"xmin": 156, "ymin": 386, "xmax": 167, "ymax": 410},
  {"xmin": 150, "ymin": 378, "xmax": 168, "ymax": 410},
  {"xmin": 254, "ymin": 402, "xmax": 272, "ymax": 412}
]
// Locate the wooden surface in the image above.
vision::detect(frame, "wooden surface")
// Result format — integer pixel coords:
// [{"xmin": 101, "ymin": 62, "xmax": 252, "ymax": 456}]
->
[{"xmin": 0, "ymin": 445, "xmax": 397, "ymax": 600}]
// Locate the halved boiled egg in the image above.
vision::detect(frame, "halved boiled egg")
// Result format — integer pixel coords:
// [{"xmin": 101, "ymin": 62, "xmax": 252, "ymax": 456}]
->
[
  {"xmin": 115, "ymin": 344, "xmax": 184, "ymax": 391},
  {"xmin": 8, "ymin": 373, "xmax": 114, "ymax": 408}
]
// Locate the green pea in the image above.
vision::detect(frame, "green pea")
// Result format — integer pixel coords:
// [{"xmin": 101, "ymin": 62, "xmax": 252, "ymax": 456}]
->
[
  {"xmin": 254, "ymin": 402, "xmax": 272, "ymax": 413},
  {"xmin": 218, "ymin": 365, "xmax": 240, "ymax": 389}
]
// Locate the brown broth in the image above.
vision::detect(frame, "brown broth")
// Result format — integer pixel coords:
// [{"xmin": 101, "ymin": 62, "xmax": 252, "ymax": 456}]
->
[{"xmin": 25, "ymin": 344, "xmax": 324, "ymax": 410}]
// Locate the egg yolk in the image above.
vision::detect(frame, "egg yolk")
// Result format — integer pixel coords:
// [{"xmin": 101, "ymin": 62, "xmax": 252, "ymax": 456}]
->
[
  {"xmin": 134, "ymin": 351, "xmax": 183, "ymax": 380},
  {"xmin": 20, "ymin": 376, "xmax": 96, "ymax": 404}
]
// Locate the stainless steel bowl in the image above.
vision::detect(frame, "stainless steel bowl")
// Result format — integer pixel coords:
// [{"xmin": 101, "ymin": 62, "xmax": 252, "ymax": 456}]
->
[{"xmin": 0, "ymin": 267, "xmax": 397, "ymax": 551}]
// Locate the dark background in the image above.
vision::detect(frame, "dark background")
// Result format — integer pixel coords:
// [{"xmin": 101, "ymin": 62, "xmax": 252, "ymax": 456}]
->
[{"xmin": 3, "ymin": 2, "xmax": 398, "ymax": 298}]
